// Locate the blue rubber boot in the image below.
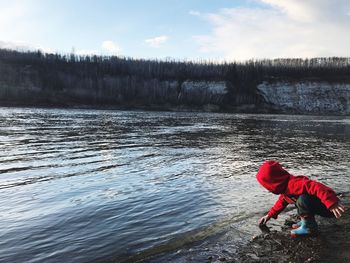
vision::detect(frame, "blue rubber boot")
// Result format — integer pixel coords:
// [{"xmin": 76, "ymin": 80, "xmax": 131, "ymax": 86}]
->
[
  {"xmin": 292, "ymin": 220, "xmax": 302, "ymax": 229},
  {"xmin": 290, "ymin": 216, "xmax": 318, "ymax": 237}
]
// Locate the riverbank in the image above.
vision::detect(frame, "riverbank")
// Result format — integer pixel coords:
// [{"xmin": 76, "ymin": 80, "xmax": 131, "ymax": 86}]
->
[{"xmin": 0, "ymin": 101, "xmax": 262, "ymax": 114}]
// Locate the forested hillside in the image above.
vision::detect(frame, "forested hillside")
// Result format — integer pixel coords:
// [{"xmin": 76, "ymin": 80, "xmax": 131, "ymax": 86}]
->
[{"xmin": 0, "ymin": 49, "xmax": 350, "ymax": 113}]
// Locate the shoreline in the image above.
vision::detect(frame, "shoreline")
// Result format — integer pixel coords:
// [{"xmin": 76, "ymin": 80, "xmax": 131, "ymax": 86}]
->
[
  {"xmin": 0, "ymin": 103, "xmax": 349, "ymax": 117},
  {"xmin": 146, "ymin": 194, "xmax": 350, "ymax": 263}
]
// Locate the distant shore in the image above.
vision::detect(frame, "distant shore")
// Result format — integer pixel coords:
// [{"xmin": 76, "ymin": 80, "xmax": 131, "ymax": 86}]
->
[
  {"xmin": 0, "ymin": 101, "xmax": 266, "ymax": 114},
  {"xmin": 1, "ymin": 49, "xmax": 349, "ymax": 116}
]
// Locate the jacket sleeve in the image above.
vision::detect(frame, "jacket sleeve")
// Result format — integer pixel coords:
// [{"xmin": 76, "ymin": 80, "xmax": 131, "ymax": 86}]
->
[
  {"xmin": 301, "ymin": 179, "xmax": 339, "ymax": 209},
  {"xmin": 268, "ymin": 195, "xmax": 288, "ymax": 219}
]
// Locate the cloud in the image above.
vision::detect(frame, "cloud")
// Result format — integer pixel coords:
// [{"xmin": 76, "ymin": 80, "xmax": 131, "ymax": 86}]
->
[
  {"xmin": 75, "ymin": 49, "xmax": 100, "ymax": 55},
  {"xmin": 145, "ymin": 35, "xmax": 168, "ymax": 48},
  {"xmin": 75, "ymin": 41, "xmax": 122, "ymax": 56},
  {"xmin": 189, "ymin": 10, "xmax": 201, "ymax": 16},
  {"xmin": 260, "ymin": 0, "xmax": 350, "ymax": 22},
  {"xmin": 0, "ymin": 40, "xmax": 54, "ymax": 53},
  {"xmin": 0, "ymin": 40, "xmax": 32, "ymax": 50},
  {"xmin": 194, "ymin": 0, "xmax": 350, "ymax": 60},
  {"xmin": 0, "ymin": 39, "xmax": 122, "ymax": 56},
  {"xmin": 101, "ymin": 40, "xmax": 122, "ymax": 54}
]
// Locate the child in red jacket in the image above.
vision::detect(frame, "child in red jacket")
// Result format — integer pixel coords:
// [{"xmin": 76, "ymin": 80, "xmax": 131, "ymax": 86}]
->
[{"xmin": 256, "ymin": 160, "xmax": 345, "ymax": 236}]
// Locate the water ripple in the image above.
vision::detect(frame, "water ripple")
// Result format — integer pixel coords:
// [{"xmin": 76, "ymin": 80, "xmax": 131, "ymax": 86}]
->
[{"xmin": 0, "ymin": 108, "xmax": 349, "ymax": 263}]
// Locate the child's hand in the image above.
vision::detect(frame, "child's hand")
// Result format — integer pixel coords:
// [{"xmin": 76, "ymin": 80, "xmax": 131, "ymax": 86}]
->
[
  {"xmin": 330, "ymin": 202, "xmax": 345, "ymax": 218},
  {"xmin": 258, "ymin": 214, "xmax": 271, "ymax": 225}
]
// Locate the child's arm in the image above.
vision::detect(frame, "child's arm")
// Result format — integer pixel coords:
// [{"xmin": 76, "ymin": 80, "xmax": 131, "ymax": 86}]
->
[
  {"xmin": 258, "ymin": 195, "xmax": 288, "ymax": 225},
  {"xmin": 267, "ymin": 195, "xmax": 288, "ymax": 219}
]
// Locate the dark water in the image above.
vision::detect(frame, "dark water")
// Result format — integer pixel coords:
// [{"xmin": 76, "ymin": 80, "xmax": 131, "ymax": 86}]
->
[{"xmin": 0, "ymin": 108, "xmax": 349, "ymax": 262}]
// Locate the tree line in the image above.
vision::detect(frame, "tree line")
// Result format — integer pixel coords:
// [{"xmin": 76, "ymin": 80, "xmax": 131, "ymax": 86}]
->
[{"xmin": 1, "ymin": 48, "xmax": 350, "ymax": 88}]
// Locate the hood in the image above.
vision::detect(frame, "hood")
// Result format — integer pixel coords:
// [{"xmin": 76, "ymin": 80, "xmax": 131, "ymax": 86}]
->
[{"xmin": 256, "ymin": 160, "xmax": 290, "ymax": 194}]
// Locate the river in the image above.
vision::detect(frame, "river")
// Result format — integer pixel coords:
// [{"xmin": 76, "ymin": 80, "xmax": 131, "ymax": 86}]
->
[{"xmin": 0, "ymin": 107, "xmax": 349, "ymax": 262}]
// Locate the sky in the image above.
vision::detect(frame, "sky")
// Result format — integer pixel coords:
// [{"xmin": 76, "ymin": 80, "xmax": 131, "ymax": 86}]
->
[{"xmin": 1, "ymin": 0, "xmax": 350, "ymax": 61}]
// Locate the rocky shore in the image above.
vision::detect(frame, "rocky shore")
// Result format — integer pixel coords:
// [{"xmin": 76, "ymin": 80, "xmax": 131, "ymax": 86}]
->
[
  {"xmin": 147, "ymin": 194, "xmax": 350, "ymax": 263},
  {"xmin": 235, "ymin": 193, "xmax": 350, "ymax": 263}
]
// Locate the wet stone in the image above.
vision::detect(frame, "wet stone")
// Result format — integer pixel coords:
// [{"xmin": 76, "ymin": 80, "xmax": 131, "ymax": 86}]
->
[
  {"xmin": 252, "ymin": 235, "xmax": 259, "ymax": 241},
  {"xmin": 246, "ymin": 253, "xmax": 260, "ymax": 260}
]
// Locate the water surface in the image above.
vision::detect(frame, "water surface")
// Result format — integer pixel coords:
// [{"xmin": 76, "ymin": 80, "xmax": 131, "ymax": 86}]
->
[{"xmin": 0, "ymin": 108, "xmax": 349, "ymax": 262}]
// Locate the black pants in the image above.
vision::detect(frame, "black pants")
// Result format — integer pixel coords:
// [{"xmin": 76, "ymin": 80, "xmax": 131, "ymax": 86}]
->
[{"xmin": 295, "ymin": 194, "xmax": 334, "ymax": 218}]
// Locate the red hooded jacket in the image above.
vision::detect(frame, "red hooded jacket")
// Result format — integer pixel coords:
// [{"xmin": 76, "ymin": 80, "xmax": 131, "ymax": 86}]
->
[{"xmin": 256, "ymin": 160, "xmax": 339, "ymax": 219}]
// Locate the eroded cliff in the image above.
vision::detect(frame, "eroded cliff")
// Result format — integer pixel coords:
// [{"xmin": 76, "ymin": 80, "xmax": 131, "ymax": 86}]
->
[{"xmin": 257, "ymin": 81, "xmax": 350, "ymax": 115}]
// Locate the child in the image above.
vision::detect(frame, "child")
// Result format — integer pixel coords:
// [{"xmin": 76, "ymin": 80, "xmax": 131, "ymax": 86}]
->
[{"xmin": 256, "ymin": 160, "xmax": 345, "ymax": 236}]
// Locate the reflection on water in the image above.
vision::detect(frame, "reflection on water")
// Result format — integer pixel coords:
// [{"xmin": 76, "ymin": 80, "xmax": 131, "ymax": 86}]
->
[{"xmin": 0, "ymin": 108, "xmax": 349, "ymax": 262}]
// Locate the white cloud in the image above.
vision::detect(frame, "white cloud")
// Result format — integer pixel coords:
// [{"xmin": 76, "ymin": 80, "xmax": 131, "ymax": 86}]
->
[
  {"xmin": 0, "ymin": 40, "xmax": 54, "ymax": 53},
  {"xmin": 194, "ymin": 0, "xmax": 350, "ymax": 60},
  {"xmin": 260, "ymin": 0, "xmax": 350, "ymax": 22},
  {"xmin": 145, "ymin": 35, "xmax": 168, "ymax": 48},
  {"xmin": 0, "ymin": 39, "xmax": 122, "ymax": 56},
  {"xmin": 189, "ymin": 10, "xmax": 201, "ymax": 16},
  {"xmin": 75, "ymin": 49, "xmax": 100, "ymax": 55},
  {"xmin": 101, "ymin": 40, "xmax": 122, "ymax": 54},
  {"xmin": 0, "ymin": 40, "xmax": 31, "ymax": 50}
]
